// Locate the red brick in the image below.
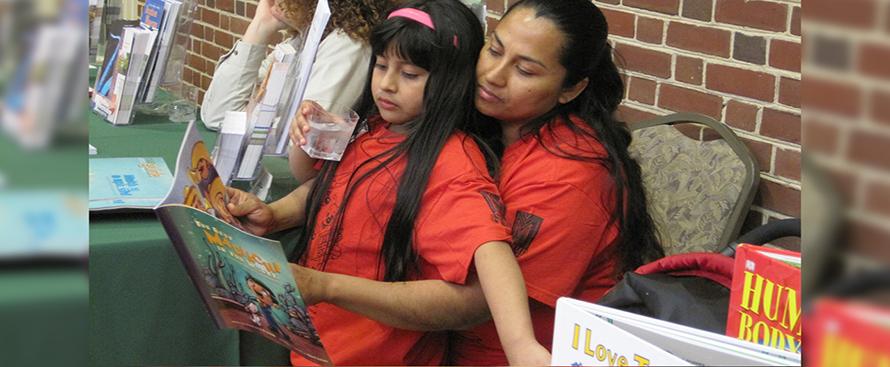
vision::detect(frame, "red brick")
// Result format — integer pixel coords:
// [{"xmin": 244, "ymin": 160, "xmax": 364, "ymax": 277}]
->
[
  {"xmin": 790, "ymin": 6, "xmax": 800, "ymax": 36},
  {"xmin": 761, "ymin": 108, "xmax": 800, "ymax": 144},
  {"xmin": 864, "ymin": 180, "xmax": 890, "ymax": 219},
  {"xmin": 230, "ymin": 17, "xmax": 250, "ymax": 35},
  {"xmin": 739, "ymin": 137, "xmax": 772, "ymax": 173},
  {"xmin": 623, "ymin": 0, "xmax": 680, "ymax": 15},
  {"xmin": 637, "ymin": 17, "xmax": 663, "ymax": 44},
  {"xmin": 245, "ymin": 2, "xmax": 257, "ymax": 19},
  {"xmin": 805, "ymin": 78, "xmax": 863, "ymax": 117},
  {"xmin": 848, "ymin": 129, "xmax": 890, "ymax": 170},
  {"xmin": 769, "ymin": 39, "xmax": 801, "ymax": 72},
  {"xmin": 615, "ymin": 43, "xmax": 673, "ymax": 78},
  {"xmin": 848, "ymin": 221, "xmax": 890, "ymax": 264},
  {"xmin": 201, "ymin": 7, "xmax": 220, "ymax": 26},
  {"xmin": 682, "ymin": 0, "xmax": 713, "ymax": 21},
  {"xmin": 775, "ymin": 149, "xmax": 801, "ymax": 181},
  {"xmin": 488, "ymin": 0, "xmax": 504, "ymax": 13},
  {"xmin": 618, "ymin": 105, "xmax": 659, "ymax": 125},
  {"xmin": 871, "ymin": 89, "xmax": 890, "ymax": 125},
  {"xmin": 595, "ymin": 0, "xmax": 620, "ymax": 4},
  {"xmin": 601, "ymin": 8, "xmax": 635, "ymax": 38},
  {"xmin": 485, "ymin": 17, "xmax": 498, "ymax": 36},
  {"xmin": 803, "ymin": 118, "xmax": 840, "ymax": 156},
  {"xmin": 779, "ymin": 78, "xmax": 801, "ymax": 108},
  {"xmin": 715, "ymin": 0, "xmax": 788, "ymax": 32},
  {"xmin": 859, "ymin": 43, "xmax": 890, "ymax": 80},
  {"xmin": 725, "ymin": 100, "xmax": 758, "ymax": 132},
  {"xmin": 628, "ymin": 77, "xmax": 657, "ymax": 105},
  {"xmin": 216, "ymin": 0, "xmax": 234, "ymax": 12},
  {"xmin": 706, "ymin": 64, "xmax": 776, "ymax": 102},
  {"xmin": 201, "ymin": 75, "xmax": 212, "ymax": 90},
  {"xmin": 187, "ymin": 53, "xmax": 204, "ymax": 70},
  {"xmin": 215, "ymin": 30, "xmax": 234, "ymax": 49},
  {"xmin": 807, "ymin": 0, "xmax": 878, "ymax": 30},
  {"xmin": 755, "ymin": 180, "xmax": 800, "ymax": 217},
  {"xmin": 190, "ymin": 23, "xmax": 204, "ymax": 39},
  {"xmin": 667, "ymin": 22, "xmax": 731, "ymax": 57},
  {"xmin": 658, "ymin": 84, "xmax": 723, "ymax": 120},
  {"xmin": 675, "ymin": 56, "xmax": 703, "ymax": 85}
]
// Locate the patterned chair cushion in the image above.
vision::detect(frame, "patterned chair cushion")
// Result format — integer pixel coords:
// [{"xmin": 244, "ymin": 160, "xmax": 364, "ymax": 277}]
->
[{"xmin": 630, "ymin": 125, "xmax": 746, "ymax": 255}]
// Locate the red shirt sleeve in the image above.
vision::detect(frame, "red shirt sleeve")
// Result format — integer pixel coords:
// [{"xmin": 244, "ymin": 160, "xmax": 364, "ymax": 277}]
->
[{"xmin": 505, "ymin": 169, "xmax": 619, "ymax": 308}]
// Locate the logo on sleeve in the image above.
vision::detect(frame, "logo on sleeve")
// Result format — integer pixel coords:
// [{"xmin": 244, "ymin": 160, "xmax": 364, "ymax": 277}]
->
[
  {"xmin": 480, "ymin": 190, "xmax": 506, "ymax": 225},
  {"xmin": 512, "ymin": 211, "xmax": 543, "ymax": 256}
]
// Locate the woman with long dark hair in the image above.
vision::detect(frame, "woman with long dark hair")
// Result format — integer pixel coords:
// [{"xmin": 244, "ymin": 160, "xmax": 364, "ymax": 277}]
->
[{"xmin": 450, "ymin": 0, "xmax": 664, "ymax": 364}]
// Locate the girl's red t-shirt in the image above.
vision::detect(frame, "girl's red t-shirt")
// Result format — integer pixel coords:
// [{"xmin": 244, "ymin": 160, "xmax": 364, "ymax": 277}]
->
[{"xmin": 291, "ymin": 120, "xmax": 511, "ymax": 366}]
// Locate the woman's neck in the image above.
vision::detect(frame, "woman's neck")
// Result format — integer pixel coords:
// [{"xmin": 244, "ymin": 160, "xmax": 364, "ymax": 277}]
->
[{"xmin": 500, "ymin": 120, "xmax": 524, "ymax": 147}]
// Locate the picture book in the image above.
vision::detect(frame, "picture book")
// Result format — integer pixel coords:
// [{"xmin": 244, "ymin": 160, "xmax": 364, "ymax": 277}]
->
[
  {"xmin": 725, "ymin": 244, "xmax": 801, "ymax": 354},
  {"xmin": 154, "ymin": 122, "xmax": 330, "ymax": 365},
  {"xmin": 551, "ymin": 297, "xmax": 801, "ymax": 366},
  {"xmin": 0, "ymin": 190, "xmax": 88, "ymax": 260},
  {"xmin": 89, "ymin": 157, "xmax": 173, "ymax": 211},
  {"xmin": 805, "ymin": 298, "xmax": 890, "ymax": 367}
]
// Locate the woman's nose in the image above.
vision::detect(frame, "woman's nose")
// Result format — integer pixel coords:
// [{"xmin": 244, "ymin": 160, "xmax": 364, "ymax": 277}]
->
[{"xmin": 481, "ymin": 60, "xmax": 508, "ymax": 88}]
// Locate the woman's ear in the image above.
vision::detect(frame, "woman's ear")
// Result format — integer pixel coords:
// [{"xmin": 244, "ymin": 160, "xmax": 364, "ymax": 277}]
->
[{"xmin": 558, "ymin": 77, "xmax": 589, "ymax": 104}]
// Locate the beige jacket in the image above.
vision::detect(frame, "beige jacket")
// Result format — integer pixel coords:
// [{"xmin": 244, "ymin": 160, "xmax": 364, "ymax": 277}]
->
[{"xmin": 200, "ymin": 30, "xmax": 371, "ymax": 130}]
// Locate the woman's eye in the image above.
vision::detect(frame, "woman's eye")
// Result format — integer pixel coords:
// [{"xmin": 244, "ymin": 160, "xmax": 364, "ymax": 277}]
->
[
  {"xmin": 374, "ymin": 63, "xmax": 387, "ymax": 70},
  {"xmin": 517, "ymin": 67, "xmax": 533, "ymax": 76},
  {"xmin": 487, "ymin": 47, "xmax": 502, "ymax": 56},
  {"xmin": 401, "ymin": 72, "xmax": 418, "ymax": 79}
]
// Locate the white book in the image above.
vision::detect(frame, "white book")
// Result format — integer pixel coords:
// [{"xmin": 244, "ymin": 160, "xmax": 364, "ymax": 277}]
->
[
  {"xmin": 212, "ymin": 111, "xmax": 248, "ymax": 184},
  {"xmin": 110, "ymin": 27, "xmax": 153, "ymax": 125},
  {"xmin": 272, "ymin": 0, "xmax": 331, "ymax": 156},
  {"xmin": 551, "ymin": 298, "xmax": 801, "ymax": 366},
  {"xmin": 235, "ymin": 43, "xmax": 297, "ymax": 180}
]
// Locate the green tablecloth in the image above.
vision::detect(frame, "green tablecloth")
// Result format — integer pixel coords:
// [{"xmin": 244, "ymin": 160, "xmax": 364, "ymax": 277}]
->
[{"xmin": 89, "ymin": 106, "xmax": 299, "ymax": 366}]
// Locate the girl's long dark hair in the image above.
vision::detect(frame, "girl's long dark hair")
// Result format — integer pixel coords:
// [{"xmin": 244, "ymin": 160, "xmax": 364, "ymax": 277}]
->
[
  {"xmin": 292, "ymin": 0, "xmax": 490, "ymax": 281},
  {"xmin": 506, "ymin": 0, "xmax": 664, "ymax": 275}
]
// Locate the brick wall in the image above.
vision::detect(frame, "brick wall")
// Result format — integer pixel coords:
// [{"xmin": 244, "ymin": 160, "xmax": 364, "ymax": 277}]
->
[
  {"xmin": 173, "ymin": 0, "xmax": 802, "ymax": 232},
  {"xmin": 806, "ymin": 0, "xmax": 890, "ymax": 263}
]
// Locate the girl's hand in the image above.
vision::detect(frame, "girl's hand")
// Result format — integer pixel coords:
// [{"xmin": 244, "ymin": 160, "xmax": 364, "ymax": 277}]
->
[
  {"xmin": 226, "ymin": 187, "xmax": 276, "ymax": 236},
  {"xmin": 289, "ymin": 100, "xmax": 322, "ymax": 146},
  {"xmin": 288, "ymin": 263, "xmax": 330, "ymax": 305},
  {"xmin": 505, "ymin": 338, "xmax": 552, "ymax": 366}
]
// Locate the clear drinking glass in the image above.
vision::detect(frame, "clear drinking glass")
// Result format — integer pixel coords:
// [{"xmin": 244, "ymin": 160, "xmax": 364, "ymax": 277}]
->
[
  {"xmin": 168, "ymin": 83, "xmax": 198, "ymax": 123},
  {"xmin": 300, "ymin": 103, "xmax": 359, "ymax": 161}
]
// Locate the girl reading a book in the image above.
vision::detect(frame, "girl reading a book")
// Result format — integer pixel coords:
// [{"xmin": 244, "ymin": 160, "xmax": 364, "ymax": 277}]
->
[
  {"xmin": 284, "ymin": 1, "xmax": 666, "ymax": 365},
  {"xmin": 228, "ymin": 0, "xmax": 550, "ymax": 365}
]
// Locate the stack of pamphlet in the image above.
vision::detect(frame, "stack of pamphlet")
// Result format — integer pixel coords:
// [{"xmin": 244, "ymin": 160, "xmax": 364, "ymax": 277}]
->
[{"xmin": 91, "ymin": 0, "xmax": 189, "ymax": 125}]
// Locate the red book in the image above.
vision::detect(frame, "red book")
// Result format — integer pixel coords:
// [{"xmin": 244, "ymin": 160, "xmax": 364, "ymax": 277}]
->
[
  {"xmin": 725, "ymin": 244, "xmax": 801, "ymax": 353},
  {"xmin": 805, "ymin": 298, "xmax": 890, "ymax": 367}
]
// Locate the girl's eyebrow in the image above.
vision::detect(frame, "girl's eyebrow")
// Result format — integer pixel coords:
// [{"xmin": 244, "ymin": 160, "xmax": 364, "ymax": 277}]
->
[{"xmin": 493, "ymin": 31, "xmax": 549, "ymax": 70}]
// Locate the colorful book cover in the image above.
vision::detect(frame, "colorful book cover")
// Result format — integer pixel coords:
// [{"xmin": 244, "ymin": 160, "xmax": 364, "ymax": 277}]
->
[
  {"xmin": 805, "ymin": 298, "xmax": 890, "ymax": 367},
  {"xmin": 93, "ymin": 19, "xmax": 138, "ymax": 100},
  {"xmin": 140, "ymin": 0, "xmax": 166, "ymax": 30},
  {"xmin": 726, "ymin": 244, "xmax": 802, "ymax": 354},
  {"xmin": 89, "ymin": 157, "xmax": 173, "ymax": 211},
  {"xmin": 154, "ymin": 122, "xmax": 330, "ymax": 365}
]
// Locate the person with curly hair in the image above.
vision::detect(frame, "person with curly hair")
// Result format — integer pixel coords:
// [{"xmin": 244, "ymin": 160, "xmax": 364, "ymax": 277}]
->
[{"xmin": 201, "ymin": 0, "xmax": 394, "ymax": 131}]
